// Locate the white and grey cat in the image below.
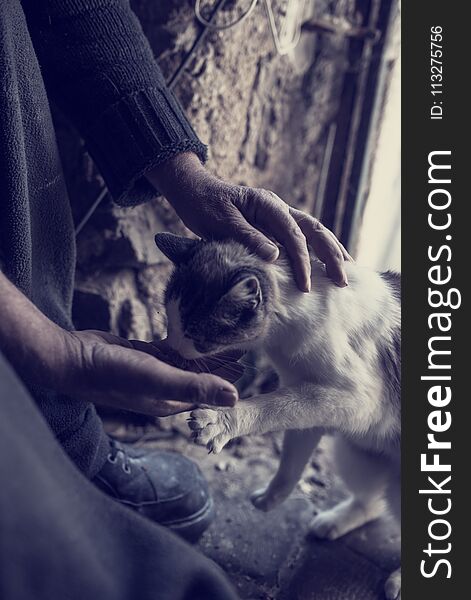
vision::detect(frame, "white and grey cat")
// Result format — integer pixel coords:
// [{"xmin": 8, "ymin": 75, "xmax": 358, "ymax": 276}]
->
[{"xmin": 155, "ymin": 233, "xmax": 401, "ymax": 600}]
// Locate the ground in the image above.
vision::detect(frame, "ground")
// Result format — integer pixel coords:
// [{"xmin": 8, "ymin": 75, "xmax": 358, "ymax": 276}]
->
[{"xmin": 105, "ymin": 413, "xmax": 400, "ymax": 600}]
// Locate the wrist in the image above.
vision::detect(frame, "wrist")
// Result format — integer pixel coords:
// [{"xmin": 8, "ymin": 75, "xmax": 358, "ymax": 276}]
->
[
  {"xmin": 0, "ymin": 271, "xmax": 80, "ymax": 392},
  {"xmin": 20, "ymin": 323, "xmax": 80, "ymax": 393},
  {"xmin": 146, "ymin": 152, "xmax": 210, "ymax": 204},
  {"xmin": 43, "ymin": 329, "xmax": 84, "ymax": 393}
]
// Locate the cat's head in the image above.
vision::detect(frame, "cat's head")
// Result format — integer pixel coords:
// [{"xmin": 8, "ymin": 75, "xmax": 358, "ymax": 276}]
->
[{"xmin": 155, "ymin": 233, "xmax": 274, "ymax": 358}]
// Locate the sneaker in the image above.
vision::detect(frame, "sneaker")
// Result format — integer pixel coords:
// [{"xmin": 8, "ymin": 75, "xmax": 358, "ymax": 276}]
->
[{"xmin": 92, "ymin": 439, "xmax": 213, "ymax": 542}]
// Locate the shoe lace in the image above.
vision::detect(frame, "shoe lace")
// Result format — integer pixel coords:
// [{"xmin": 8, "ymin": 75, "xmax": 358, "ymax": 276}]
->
[{"xmin": 107, "ymin": 439, "xmax": 132, "ymax": 474}]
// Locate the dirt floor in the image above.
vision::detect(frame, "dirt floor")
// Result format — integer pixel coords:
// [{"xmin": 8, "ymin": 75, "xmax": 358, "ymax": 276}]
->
[{"xmin": 105, "ymin": 412, "xmax": 399, "ymax": 600}]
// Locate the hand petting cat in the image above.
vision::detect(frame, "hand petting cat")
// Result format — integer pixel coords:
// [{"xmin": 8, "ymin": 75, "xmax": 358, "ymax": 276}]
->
[{"xmin": 147, "ymin": 152, "xmax": 353, "ymax": 292}]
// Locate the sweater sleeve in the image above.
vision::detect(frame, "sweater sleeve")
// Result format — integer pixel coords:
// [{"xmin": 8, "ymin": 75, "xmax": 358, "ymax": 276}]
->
[{"xmin": 22, "ymin": 0, "xmax": 207, "ymax": 206}]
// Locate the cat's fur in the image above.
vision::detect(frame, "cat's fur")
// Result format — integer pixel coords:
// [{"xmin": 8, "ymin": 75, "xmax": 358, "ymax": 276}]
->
[{"xmin": 155, "ymin": 233, "xmax": 401, "ymax": 600}]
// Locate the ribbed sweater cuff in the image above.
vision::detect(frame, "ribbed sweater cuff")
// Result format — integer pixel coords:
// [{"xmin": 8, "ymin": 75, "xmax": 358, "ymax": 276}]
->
[{"xmin": 84, "ymin": 86, "xmax": 208, "ymax": 207}]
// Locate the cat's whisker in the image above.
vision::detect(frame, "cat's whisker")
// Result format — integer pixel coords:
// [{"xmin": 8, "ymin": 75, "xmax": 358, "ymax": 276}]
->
[
  {"xmin": 203, "ymin": 357, "xmax": 246, "ymax": 377},
  {"xmin": 238, "ymin": 360, "xmax": 260, "ymax": 373},
  {"xmin": 200, "ymin": 354, "xmax": 241, "ymax": 369},
  {"xmin": 204, "ymin": 354, "xmax": 244, "ymax": 368},
  {"xmin": 194, "ymin": 358, "xmax": 211, "ymax": 375}
]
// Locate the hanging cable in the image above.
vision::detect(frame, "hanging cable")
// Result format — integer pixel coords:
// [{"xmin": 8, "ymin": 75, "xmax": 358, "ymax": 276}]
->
[
  {"xmin": 167, "ymin": 0, "xmax": 229, "ymax": 90},
  {"xmin": 195, "ymin": 0, "xmax": 259, "ymax": 30},
  {"xmin": 195, "ymin": 0, "xmax": 305, "ymax": 55}
]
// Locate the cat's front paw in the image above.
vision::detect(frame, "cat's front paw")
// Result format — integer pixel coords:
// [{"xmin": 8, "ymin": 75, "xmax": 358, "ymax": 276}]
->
[
  {"xmin": 189, "ymin": 407, "xmax": 237, "ymax": 454},
  {"xmin": 309, "ymin": 497, "xmax": 384, "ymax": 541},
  {"xmin": 251, "ymin": 487, "xmax": 276, "ymax": 512}
]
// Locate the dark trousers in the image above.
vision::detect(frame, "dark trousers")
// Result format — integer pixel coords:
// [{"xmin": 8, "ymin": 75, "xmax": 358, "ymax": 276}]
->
[{"xmin": 0, "ymin": 352, "xmax": 237, "ymax": 600}]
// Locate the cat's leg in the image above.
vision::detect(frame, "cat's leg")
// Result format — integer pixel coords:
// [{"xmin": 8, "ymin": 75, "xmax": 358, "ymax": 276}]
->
[
  {"xmin": 189, "ymin": 383, "xmax": 357, "ymax": 454},
  {"xmin": 309, "ymin": 436, "xmax": 388, "ymax": 540},
  {"xmin": 251, "ymin": 428, "xmax": 323, "ymax": 511}
]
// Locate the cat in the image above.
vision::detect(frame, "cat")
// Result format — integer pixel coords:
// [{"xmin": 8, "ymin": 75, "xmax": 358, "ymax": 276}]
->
[{"xmin": 155, "ymin": 232, "xmax": 401, "ymax": 600}]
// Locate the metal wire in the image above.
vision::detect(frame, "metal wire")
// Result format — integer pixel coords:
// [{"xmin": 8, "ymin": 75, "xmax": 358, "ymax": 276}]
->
[
  {"xmin": 74, "ymin": 186, "xmax": 108, "ymax": 236},
  {"xmin": 167, "ymin": 0, "xmax": 229, "ymax": 90},
  {"xmin": 195, "ymin": 0, "xmax": 259, "ymax": 30},
  {"xmin": 195, "ymin": 0, "xmax": 305, "ymax": 55}
]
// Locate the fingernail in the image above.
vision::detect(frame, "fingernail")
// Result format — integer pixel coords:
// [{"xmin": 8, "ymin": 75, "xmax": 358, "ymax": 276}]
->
[
  {"xmin": 258, "ymin": 243, "xmax": 279, "ymax": 261},
  {"xmin": 215, "ymin": 387, "xmax": 238, "ymax": 406}
]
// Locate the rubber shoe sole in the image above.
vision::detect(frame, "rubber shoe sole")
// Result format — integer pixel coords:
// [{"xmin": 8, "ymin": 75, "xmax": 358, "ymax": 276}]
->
[{"xmin": 160, "ymin": 496, "xmax": 214, "ymax": 543}]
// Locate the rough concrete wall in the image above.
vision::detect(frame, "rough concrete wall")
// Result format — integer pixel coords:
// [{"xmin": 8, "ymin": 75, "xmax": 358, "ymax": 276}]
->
[{"xmin": 61, "ymin": 0, "xmax": 358, "ymax": 340}]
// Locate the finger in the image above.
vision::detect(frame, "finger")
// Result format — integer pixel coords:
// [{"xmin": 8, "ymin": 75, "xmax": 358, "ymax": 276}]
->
[
  {"xmin": 253, "ymin": 195, "xmax": 311, "ymax": 292},
  {"xmin": 154, "ymin": 400, "xmax": 197, "ymax": 417},
  {"xmin": 153, "ymin": 363, "xmax": 239, "ymax": 407},
  {"xmin": 312, "ymin": 229, "xmax": 348, "ymax": 287},
  {"xmin": 130, "ymin": 341, "xmax": 244, "ymax": 384},
  {"xmin": 223, "ymin": 209, "xmax": 280, "ymax": 262},
  {"xmin": 95, "ymin": 345, "xmax": 240, "ymax": 411},
  {"xmin": 290, "ymin": 208, "xmax": 349, "ymax": 287},
  {"xmin": 339, "ymin": 241, "xmax": 355, "ymax": 263}
]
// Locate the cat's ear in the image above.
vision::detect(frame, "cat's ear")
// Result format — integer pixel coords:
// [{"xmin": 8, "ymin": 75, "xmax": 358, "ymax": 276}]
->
[
  {"xmin": 226, "ymin": 275, "xmax": 262, "ymax": 310},
  {"xmin": 155, "ymin": 233, "xmax": 199, "ymax": 265}
]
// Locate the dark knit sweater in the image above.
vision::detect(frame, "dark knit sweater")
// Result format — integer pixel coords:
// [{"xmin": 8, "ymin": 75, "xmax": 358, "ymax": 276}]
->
[
  {"xmin": 0, "ymin": 0, "xmax": 206, "ymax": 475},
  {"xmin": 23, "ymin": 0, "xmax": 207, "ymax": 206}
]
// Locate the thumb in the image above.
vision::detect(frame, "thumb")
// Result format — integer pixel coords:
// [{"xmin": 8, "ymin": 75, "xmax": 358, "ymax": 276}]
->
[{"xmin": 157, "ymin": 366, "xmax": 239, "ymax": 407}]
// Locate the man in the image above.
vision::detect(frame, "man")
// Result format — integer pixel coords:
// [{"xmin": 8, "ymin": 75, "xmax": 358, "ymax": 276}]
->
[{"xmin": 0, "ymin": 1, "xmax": 349, "ymax": 598}]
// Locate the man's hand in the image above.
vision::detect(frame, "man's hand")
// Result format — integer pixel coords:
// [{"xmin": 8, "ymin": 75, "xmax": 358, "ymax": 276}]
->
[
  {"xmin": 0, "ymin": 272, "xmax": 240, "ymax": 417},
  {"xmin": 62, "ymin": 331, "xmax": 242, "ymax": 417},
  {"xmin": 147, "ymin": 153, "xmax": 352, "ymax": 292}
]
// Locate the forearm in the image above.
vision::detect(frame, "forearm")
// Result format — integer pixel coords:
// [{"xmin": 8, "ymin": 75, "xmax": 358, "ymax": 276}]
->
[{"xmin": 0, "ymin": 272, "xmax": 73, "ymax": 388}]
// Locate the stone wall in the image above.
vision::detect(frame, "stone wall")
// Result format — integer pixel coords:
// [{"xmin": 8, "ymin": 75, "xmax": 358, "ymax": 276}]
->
[{"xmin": 59, "ymin": 0, "xmax": 360, "ymax": 341}]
